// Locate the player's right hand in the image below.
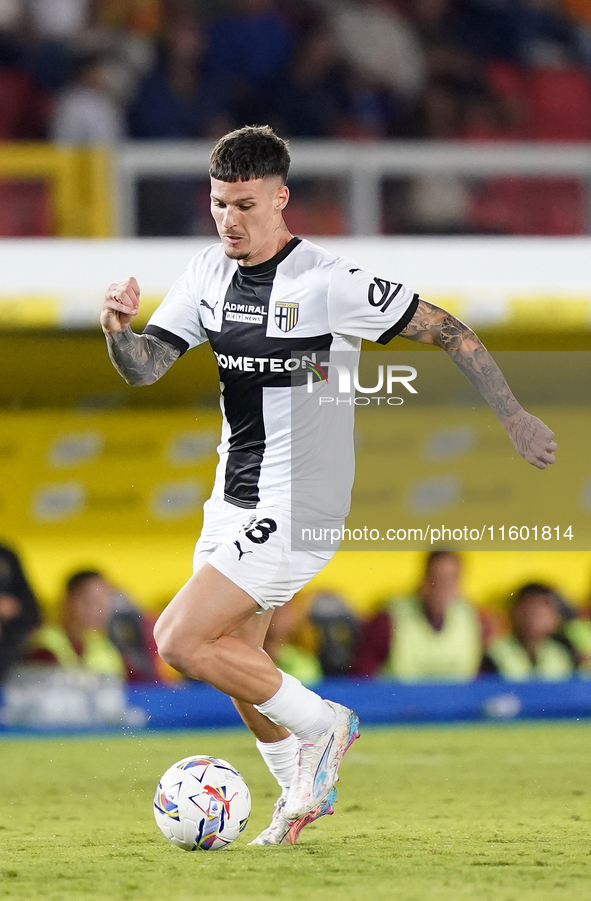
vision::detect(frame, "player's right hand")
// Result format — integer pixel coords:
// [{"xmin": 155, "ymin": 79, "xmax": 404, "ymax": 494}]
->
[{"xmin": 100, "ymin": 277, "xmax": 140, "ymax": 333}]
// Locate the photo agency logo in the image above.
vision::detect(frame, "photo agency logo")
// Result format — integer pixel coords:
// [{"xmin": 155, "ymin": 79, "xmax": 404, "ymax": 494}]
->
[{"xmin": 303, "ymin": 359, "xmax": 418, "ymax": 406}]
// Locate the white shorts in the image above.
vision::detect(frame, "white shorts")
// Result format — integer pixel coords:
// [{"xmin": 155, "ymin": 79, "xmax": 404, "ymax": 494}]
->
[{"xmin": 193, "ymin": 494, "xmax": 339, "ymax": 611}]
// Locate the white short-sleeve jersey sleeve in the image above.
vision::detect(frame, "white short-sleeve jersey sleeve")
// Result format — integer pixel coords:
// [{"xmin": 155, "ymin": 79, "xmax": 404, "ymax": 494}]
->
[
  {"xmin": 327, "ymin": 257, "xmax": 419, "ymax": 345},
  {"xmin": 143, "ymin": 254, "xmax": 208, "ymax": 355}
]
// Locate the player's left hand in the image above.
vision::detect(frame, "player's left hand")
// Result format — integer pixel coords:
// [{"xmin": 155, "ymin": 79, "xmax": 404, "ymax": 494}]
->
[{"xmin": 503, "ymin": 410, "xmax": 557, "ymax": 469}]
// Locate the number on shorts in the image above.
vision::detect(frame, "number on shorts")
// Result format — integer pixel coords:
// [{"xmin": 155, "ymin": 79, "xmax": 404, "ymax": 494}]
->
[{"xmin": 244, "ymin": 517, "xmax": 278, "ymax": 545}]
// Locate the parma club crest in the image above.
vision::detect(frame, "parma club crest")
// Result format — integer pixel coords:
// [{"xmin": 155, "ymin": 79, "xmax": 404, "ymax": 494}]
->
[{"xmin": 274, "ymin": 301, "xmax": 299, "ymax": 332}]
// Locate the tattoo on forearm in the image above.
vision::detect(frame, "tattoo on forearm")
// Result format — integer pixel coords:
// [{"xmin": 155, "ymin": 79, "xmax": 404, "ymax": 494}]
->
[
  {"xmin": 399, "ymin": 299, "xmax": 521, "ymax": 421},
  {"xmin": 105, "ymin": 328, "xmax": 180, "ymax": 386}
]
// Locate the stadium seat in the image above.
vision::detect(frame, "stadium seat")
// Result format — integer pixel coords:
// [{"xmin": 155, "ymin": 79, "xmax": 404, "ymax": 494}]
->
[
  {"xmin": 468, "ymin": 175, "xmax": 586, "ymax": 235},
  {"xmin": 526, "ymin": 177, "xmax": 587, "ymax": 235},
  {"xmin": 525, "ymin": 66, "xmax": 591, "ymax": 140},
  {"xmin": 0, "ymin": 182, "xmax": 52, "ymax": 237},
  {"xmin": 468, "ymin": 176, "xmax": 530, "ymax": 234}
]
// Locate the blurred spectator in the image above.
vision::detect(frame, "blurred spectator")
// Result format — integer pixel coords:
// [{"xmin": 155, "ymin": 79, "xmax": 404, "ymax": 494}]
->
[
  {"xmin": 97, "ymin": 0, "xmax": 163, "ymax": 36},
  {"xmin": 50, "ymin": 51, "xmax": 125, "ymax": 143},
  {"xmin": 207, "ymin": 0, "xmax": 294, "ymax": 82},
  {"xmin": 129, "ymin": 13, "xmax": 228, "ymax": 235},
  {"xmin": 267, "ymin": 28, "xmax": 348, "ymax": 137},
  {"xmin": 24, "ymin": 0, "xmax": 92, "ymax": 93},
  {"xmin": 0, "ymin": 544, "xmax": 41, "ymax": 684},
  {"xmin": 406, "ymin": 0, "xmax": 460, "ymax": 45},
  {"xmin": 315, "ymin": 0, "xmax": 426, "ymax": 101},
  {"xmin": 404, "ymin": 174, "xmax": 470, "ymax": 234},
  {"xmin": 407, "ymin": 77, "xmax": 461, "ymax": 138},
  {"xmin": 0, "ymin": 0, "xmax": 585, "ymax": 240},
  {"xmin": 0, "ymin": 1, "xmax": 21, "ymax": 30},
  {"xmin": 559, "ymin": 573, "xmax": 591, "ymax": 671},
  {"xmin": 0, "ymin": 31, "xmax": 49, "ymax": 138},
  {"xmin": 108, "ymin": 587, "xmax": 161, "ymax": 682},
  {"xmin": 26, "ymin": 0, "xmax": 91, "ymax": 41},
  {"xmin": 264, "ymin": 589, "xmax": 359, "ymax": 682},
  {"xmin": 128, "ymin": 16, "xmax": 226, "ymax": 138},
  {"xmin": 560, "ymin": 0, "xmax": 591, "ymax": 65},
  {"xmin": 561, "ymin": 0, "xmax": 591, "ymax": 24},
  {"xmin": 0, "ymin": 0, "xmax": 581, "ymax": 151},
  {"xmin": 27, "ymin": 569, "xmax": 125, "ymax": 677},
  {"xmin": 562, "ymin": 613, "xmax": 591, "ymax": 671},
  {"xmin": 353, "ymin": 550, "xmax": 485, "ymax": 680},
  {"xmin": 482, "ymin": 582, "xmax": 577, "ymax": 680},
  {"xmin": 307, "ymin": 591, "xmax": 359, "ymax": 675},
  {"xmin": 515, "ymin": 0, "xmax": 577, "ymax": 67},
  {"xmin": 204, "ymin": 0, "xmax": 295, "ymax": 124}
]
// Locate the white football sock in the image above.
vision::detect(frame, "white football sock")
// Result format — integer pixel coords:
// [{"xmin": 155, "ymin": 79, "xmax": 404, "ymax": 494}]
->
[
  {"xmin": 255, "ymin": 733, "xmax": 298, "ymax": 792},
  {"xmin": 254, "ymin": 671, "xmax": 337, "ymax": 741}
]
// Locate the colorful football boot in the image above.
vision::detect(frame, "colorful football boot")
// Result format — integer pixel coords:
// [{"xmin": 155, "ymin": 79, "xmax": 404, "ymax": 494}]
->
[
  {"xmin": 284, "ymin": 701, "xmax": 360, "ymax": 821},
  {"xmin": 248, "ymin": 788, "xmax": 337, "ymax": 846}
]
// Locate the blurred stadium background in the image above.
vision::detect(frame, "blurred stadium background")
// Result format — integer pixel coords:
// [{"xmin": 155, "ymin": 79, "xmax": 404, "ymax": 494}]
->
[{"xmin": 1, "ymin": 0, "xmax": 591, "ymax": 705}]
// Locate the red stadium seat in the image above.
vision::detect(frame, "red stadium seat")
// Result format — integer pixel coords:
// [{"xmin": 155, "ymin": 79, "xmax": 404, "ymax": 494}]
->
[
  {"xmin": 468, "ymin": 176, "xmax": 586, "ymax": 235},
  {"xmin": 469, "ymin": 176, "xmax": 531, "ymax": 234},
  {"xmin": 486, "ymin": 61, "xmax": 526, "ymax": 101},
  {"xmin": 525, "ymin": 66, "xmax": 591, "ymax": 141},
  {"xmin": 526, "ymin": 177, "xmax": 586, "ymax": 235},
  {"xmin": 0, "ymin": 182, "xmax": 53, "ymax": 236}
]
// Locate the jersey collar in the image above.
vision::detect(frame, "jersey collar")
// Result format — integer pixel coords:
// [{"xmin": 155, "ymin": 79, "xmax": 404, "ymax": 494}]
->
[{"xmin": 237, "ymin": 236, "xmax": 301, "ymax": 276}]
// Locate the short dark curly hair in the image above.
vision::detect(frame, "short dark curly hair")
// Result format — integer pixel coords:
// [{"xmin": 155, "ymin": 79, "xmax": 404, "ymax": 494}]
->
[
  {"xmin": 65, "ymin": 569, "xmax": 103, "ymax": 594},
  {"xmin": 209, "ymin": 125, "xmax": 290, "ymax": 184}
]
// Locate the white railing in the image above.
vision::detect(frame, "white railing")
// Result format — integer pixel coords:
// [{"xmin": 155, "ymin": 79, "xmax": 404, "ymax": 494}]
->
[{"xmin": 113, "ymin": 141, "xmax": 591, "ymax": 237}]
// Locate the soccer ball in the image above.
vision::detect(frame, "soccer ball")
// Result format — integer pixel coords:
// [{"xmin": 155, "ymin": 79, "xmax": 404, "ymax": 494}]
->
[{"xmin": 153, "ymin": 755, "xmax": 251, "ymax": 851}]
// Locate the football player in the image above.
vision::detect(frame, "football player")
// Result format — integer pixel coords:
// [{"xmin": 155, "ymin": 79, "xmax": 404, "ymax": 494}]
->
[{"xmin": 101, "ymin": 126, "xmax": 556, "ymax": 845}]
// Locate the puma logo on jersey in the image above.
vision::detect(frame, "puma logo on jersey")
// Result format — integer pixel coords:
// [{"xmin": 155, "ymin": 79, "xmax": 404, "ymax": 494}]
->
[
  {"xmin": 349, "ymin": 268, "xmax": 361, "ymax": 274},
  {"xmin": 234, "ymin": 540, "xmax": 253, "ymax": 561},
  {"xmin": 200, "ymin": 299, "xmax": 218, "ymax": 314}
]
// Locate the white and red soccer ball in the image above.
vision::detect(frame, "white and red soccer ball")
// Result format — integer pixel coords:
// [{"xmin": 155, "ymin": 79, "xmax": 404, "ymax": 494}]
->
[{"xmin": 153, "ymin": 755, "xmax": 251, "ymax": 851}]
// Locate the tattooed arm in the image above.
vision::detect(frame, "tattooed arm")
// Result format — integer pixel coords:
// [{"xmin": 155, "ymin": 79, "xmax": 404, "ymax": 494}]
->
[
  {"xmin": 105, "ymin": 328, "xmax": 180, "ymax": 387},
  {"xmin": 100, "ymin": 276, "xmax": 180, "ymax": 386},
  {"xmin": 398, "ymin": 299, "xmax": 557, "ymax": 469}
]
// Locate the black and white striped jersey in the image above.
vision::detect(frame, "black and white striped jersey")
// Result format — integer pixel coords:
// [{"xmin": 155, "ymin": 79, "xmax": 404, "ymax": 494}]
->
[{"xmin": 144, "ymin": 237, "xmax": 418, "ymax": 514}]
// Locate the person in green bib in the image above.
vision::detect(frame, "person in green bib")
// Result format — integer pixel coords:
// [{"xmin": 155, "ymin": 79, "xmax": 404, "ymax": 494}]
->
[
  {"xmin": 27, "ymin": 570, "xmax": 125, "ymax": 678},
  {"xmin": 353, "ymin": 551, "xmax": 485, "ymax": 681},
  {"xmin": 482, "ymin": 583, "xmax": 577, "ymax": 681}
]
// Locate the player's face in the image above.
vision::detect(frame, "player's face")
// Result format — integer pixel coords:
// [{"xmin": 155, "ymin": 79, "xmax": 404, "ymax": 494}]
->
[{"xmin": 210, "ymin": 176, "xmax": 289, "ymax": 266}]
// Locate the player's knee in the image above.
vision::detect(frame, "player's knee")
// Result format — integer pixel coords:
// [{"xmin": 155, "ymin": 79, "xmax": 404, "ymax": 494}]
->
[
  {"xmin": 153, "ymin": 618, "xmax": 192, "ymax": 674},
  {"xmin": 153, "ymin": 615, "xmax": 211, "ymax": 679}
]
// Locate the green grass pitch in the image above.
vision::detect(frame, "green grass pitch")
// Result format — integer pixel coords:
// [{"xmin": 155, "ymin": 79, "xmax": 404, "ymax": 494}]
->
[{"xmin": 1, "ymin": 722, "xmax": 590, "ymax": 901}]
